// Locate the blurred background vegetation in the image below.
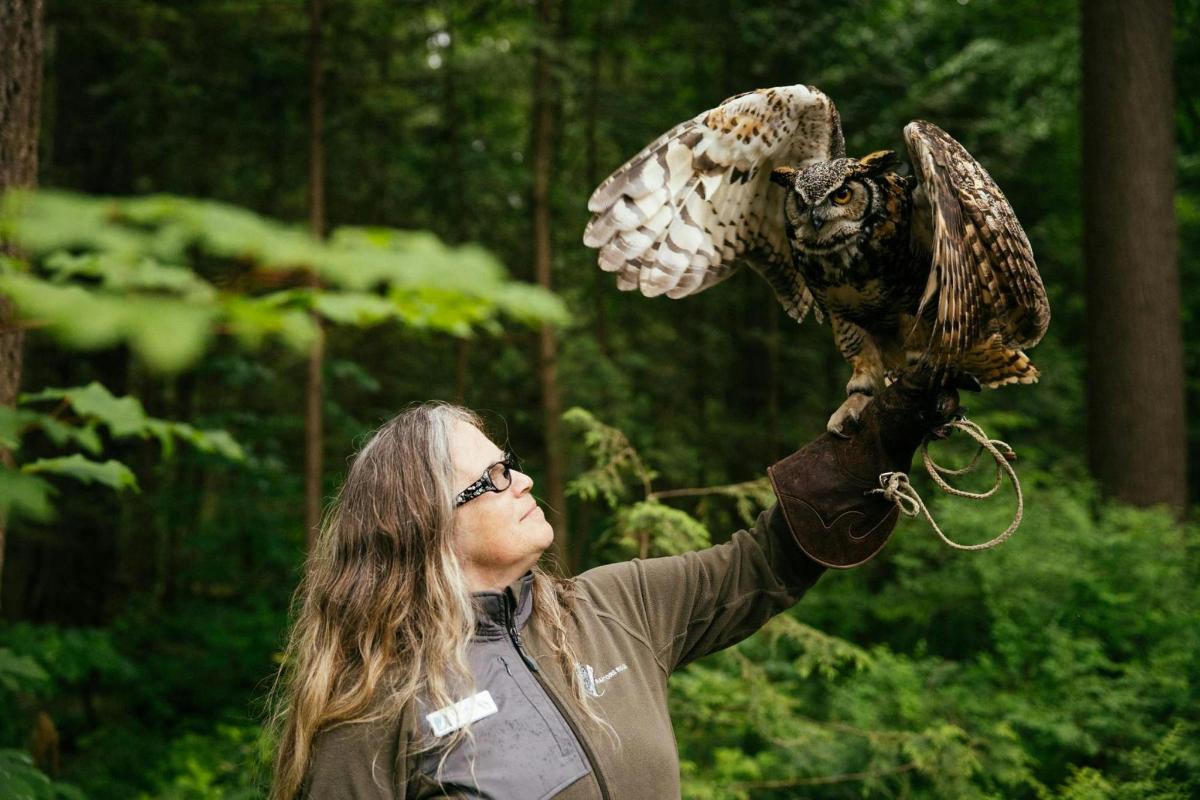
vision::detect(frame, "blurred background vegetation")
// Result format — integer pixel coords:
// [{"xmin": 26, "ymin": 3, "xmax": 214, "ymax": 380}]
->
[{"xmin": 0, "ymin": 0, "xmax": 1197, "ymax": 797}]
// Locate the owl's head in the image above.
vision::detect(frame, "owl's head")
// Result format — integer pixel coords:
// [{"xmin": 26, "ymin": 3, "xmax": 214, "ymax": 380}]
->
[{"xmin": 771, "ymin": 150, "xmax": 901, "ymax": 253}]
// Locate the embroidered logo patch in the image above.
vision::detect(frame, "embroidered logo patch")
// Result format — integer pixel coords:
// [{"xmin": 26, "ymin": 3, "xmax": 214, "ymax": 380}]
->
[{"xmin": 576, "ymin": 662, "xmax": 628, "ymax": 698}]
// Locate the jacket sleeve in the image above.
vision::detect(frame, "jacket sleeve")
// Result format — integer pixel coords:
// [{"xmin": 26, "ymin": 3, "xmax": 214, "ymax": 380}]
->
[
  {"xmin": 301, "ymin": 710, "xmax": 411, "ymax": 800},
  {"xmin": 575, "ymin": 503, "xmax": 824, "ymax": 674}
]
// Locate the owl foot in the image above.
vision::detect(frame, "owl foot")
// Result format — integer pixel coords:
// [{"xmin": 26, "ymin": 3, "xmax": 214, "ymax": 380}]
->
[
  {"xmin": 929, "ymin": 404, "xmax": 967, "ymax": 439},
  {"xmin": 826, "ymin": 392, "xmax": 874, "ymax": 438}
]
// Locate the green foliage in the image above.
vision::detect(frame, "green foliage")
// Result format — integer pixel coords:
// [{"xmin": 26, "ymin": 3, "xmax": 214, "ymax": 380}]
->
[
  {"xmin": 0, "ymin": 472, "xmax": 56, "ymax": 523},
  {"xmin": 668, "ymin": 484, "xmax": 1200, "ymax": 798},
  {"xmin": 0, "ymin": 628, "xmax": 133, "ymax": 800},
  {"xmin": 0, "ymin": 748, "xmax": 85, "ymax": 800},
  {"xmin": 21, "ymin": 382, "xmax": 245, "ymax": 459},
  {"xmin": 567, "ymin": 408, "xmax": 777, "ymax": 559},
  {"xmin": 1, "ymin": 190, "xmax": 568, "ymax": 372},
  {"xmin": 134, "ymin": 723, "xmax": 268, "ymax": 800},
  {"xmin": 0, "ymin": 271, "xmax": 220, "ymax": 374},
  {"xmin": 0, "ymin": 649, "xmax": 49, "ymax": 695},
  {"xmin": 21, "ymin": 455, "xmax": 138, "ymax": 492},
  {"xmin": 0, "ymin": 381, "xmax": 245, "ymax": 522},
  {"xmin": 0, "ymin": 624, "xmax": 138, "ymax": 694},
  {"xmin": 611, "ymin": 500, "xmax": 711, "ymax": 559},
  {"xmin": 564, "ymin": 406, "xmax": 655, "ymax": 506}
]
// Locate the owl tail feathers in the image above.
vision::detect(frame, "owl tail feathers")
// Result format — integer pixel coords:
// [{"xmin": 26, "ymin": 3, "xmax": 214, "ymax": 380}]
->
[{"xmin": 958, "ymin": 343, "xmax": 1040, "ymax": 389}]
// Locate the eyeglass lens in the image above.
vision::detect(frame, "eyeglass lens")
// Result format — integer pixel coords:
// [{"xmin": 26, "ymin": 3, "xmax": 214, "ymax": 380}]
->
[{"xmin": 488, "ymin": 460, "xmax": 512, "ymax": 492}]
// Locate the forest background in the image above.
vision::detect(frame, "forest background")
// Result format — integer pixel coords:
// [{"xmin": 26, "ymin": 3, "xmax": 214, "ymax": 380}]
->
[{"xmin": 1, "ymin": 0, "xmax": 1198, "ymax": 798}]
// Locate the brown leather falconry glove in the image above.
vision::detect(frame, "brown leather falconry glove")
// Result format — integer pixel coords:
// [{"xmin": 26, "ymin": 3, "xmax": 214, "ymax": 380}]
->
[{"xmin": 768, "ymin": 374, "xmax": 961, "ymax": 569}]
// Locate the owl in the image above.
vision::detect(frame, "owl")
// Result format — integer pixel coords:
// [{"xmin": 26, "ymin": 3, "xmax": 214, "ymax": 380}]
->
[{"xmin": 583, "ymin": 85, "xmax": 1050, "ymax": 435}]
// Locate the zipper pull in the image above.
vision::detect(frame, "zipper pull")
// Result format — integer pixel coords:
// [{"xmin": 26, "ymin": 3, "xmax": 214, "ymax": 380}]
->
[
  {"xmin": 504, "ymin": 586, "xmax": 540, "ymax": 672},
  {"xmin": 511, "ymin": 627, "xmax": 540, "ymax": 672}
]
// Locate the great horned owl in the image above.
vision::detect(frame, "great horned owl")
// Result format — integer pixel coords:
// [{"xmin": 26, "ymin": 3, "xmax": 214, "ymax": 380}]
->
[{"xmin": 583, "ymin": 85, "xmax": 1050, "ymax": 434}]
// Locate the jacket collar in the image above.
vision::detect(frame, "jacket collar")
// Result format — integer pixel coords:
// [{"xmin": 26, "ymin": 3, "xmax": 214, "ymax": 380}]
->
[{"xmin": 471, "ymin": 571, "xmax": 534, "ymax": 640}]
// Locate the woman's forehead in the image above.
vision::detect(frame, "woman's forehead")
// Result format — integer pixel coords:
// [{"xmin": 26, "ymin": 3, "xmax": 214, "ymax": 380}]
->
[{"xmin": 451, "ymin": 421, "xmax": 502, "ymax": 474}]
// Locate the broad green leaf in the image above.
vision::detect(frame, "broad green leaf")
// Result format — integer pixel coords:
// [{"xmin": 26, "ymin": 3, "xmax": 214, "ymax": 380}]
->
[
  {"xmin": 0, "ymin": 275, "xmax": 128, "ymax": 350},
  {"xmin": 0, "ymin": 647, "xmax": 50, "ymax": 693},
  {"xmin": 1, "ymin": 190, "xmax": 145, "ymax": 258},
  {"xmin": 22, "ymin": 455, "xmax": 139, "ymax": 492},
  {"xmin": 314, "ymin": 292, "xmax": 399, "ymax": 326},
  {"xmin": 125, "ymin": 301, "xmax": 214, "ymax": 372},
  {"xmin": 0, "ymin": 748, "xmax": 55, "ymax": 800},
  {"xmin": 144, "ymin": 420, "xmax": 245, "ymax": 461},
  {"xmin": 20, "ymin": 383, "xmax": 243, "ymax": 462},
  {"xmin": 0, "ymin": 469, "xmax": 56, "ymax": 522},
  {"xmin": 189, "ymin": 429, "xmax": 245, "ymax": 460},
  {"xmin": 223, "ymin": 296, "xmax": 317, "ymax": 351},
  {"xmin": 24, "ymin": 382, "xmax": 148, "ymax": 438},
  {"xmin": 495, "ymin": 283, "xmax": 570, "ymax": 327},
  {"xmin": 42, "ymin": 251, "xmax": 215, "ymax": 300},
  {"xmin": 0, "ymin": 274, "xmax": 217, "ymax": 371},
  {"xmin": 0, "ymin": 405, "xmax": 22, "ymax": 449},
  {"xmin": 35, "ymin": 417, "xmax": 103, "ymax": 455}
]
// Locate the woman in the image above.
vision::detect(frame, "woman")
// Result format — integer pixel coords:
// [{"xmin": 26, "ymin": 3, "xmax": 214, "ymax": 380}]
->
[{"xmin": 269, "ymin": 377, "xmax": 956, "ymax": 799}]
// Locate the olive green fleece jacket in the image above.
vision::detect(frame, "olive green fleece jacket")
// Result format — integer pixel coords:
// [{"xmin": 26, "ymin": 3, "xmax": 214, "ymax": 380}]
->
[{"xmin": 302, "ymin": 503, "xmax": 824, "ymax": 799}]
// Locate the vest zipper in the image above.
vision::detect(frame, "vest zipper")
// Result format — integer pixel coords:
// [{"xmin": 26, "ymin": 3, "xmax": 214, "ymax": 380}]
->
[
  {"xmin": 504, "ymin": 587, "xmax": 612, "ymax": 800},
  {"xmin": 504, "ymin": 588, "xmax": 540, "ymax": 672}
]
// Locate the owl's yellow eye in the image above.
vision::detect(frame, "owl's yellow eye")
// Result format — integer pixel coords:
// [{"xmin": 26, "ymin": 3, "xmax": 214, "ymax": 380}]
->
[{"xmin": 831, "ymin": 186, "xmax": 853, "ymax": 205}]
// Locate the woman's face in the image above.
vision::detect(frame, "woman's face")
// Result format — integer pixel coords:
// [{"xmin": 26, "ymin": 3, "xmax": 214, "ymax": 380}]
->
[{"xmin": 450, "ymin": 421, "xmax": 553, "ymax": 592}]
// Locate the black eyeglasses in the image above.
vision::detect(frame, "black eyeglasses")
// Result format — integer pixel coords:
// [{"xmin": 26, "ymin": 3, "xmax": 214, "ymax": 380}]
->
[{"xmin": 454, "ymin": 452, "xmax": 519, "ymax": 507}]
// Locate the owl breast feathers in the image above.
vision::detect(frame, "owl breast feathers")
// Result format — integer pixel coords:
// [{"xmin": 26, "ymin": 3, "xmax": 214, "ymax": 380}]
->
[{"xmin": 583, "ymin": 84, "xmax": 1051, "ymax": 433}]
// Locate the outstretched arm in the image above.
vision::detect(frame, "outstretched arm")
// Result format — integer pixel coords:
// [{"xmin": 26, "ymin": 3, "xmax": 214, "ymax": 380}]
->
[{"xmin": 575, "ymin": 373, "xmax": 960, "ymax": 674}]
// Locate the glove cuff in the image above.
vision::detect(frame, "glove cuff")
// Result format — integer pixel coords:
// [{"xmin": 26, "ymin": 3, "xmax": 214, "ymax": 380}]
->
[
  {"xmin": 768, "ymin": 378, "xmax": 959, "ymax": 568},
  {"xmin": 768, "ymin": 433, "xmax": 901, "ymax": 569}
]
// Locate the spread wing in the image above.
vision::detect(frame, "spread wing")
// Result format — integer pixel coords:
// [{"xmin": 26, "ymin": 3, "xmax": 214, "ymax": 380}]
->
[
  {"xmin": 583, "ymin": 85, "xmax": 845, "ymax": 322},
  {"xmin": 905, "ymin": 121, "xmax": 1050, "ymax": 360}
]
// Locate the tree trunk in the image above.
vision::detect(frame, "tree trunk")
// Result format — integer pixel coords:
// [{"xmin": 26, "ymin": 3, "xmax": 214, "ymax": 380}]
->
[
  {"xmin": 0, "ymin": 0, "xmax": 44, "ymax": 605},
  {"xmin": 441, "ymin": 12, "xmax": 464, "ymax": 242},
  {"xmin": 442, "ymin": 10, "xmax": 471, "ymax": 405},
  {"xmin": 532, "ymin": 0, "xmax": 570, "ymax": 569},
  {"xmin": 1082, "ymin": 0, "xmax": 1186, "ymax": 513},
  {"xmin": 305, "ymin": 0, "xmax": 327, "ymax": 549},
  {"xmin": 585, "ymin": 33, "xmax": 610, "ymax": 361}
]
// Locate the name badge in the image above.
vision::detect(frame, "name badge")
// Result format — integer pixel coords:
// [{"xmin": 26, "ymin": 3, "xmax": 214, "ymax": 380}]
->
[{"xmin": 426, "ymin": 690, "xmax": 498, "ymax": 738}]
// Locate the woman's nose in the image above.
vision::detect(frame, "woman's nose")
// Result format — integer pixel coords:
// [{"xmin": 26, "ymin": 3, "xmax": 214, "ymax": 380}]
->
[{"xmin": 512, "ymin": 469, "xmax": 534, "ymax": 494}]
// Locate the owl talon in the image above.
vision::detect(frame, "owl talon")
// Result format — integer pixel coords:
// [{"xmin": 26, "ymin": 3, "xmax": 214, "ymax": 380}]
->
[
  {"xmin": 826, "ymin": 393, "xmax": 873, "ymax": 437},
  {"xmin": 930, "ymin": 424, "xmax": 953, "ymax": 440}
]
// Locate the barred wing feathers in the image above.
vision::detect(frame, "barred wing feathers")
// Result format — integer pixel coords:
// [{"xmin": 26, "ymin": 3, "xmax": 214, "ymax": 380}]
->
[
  {"xmin": 584, "ymin": 85, "xmax": 845, "ymax": 322},
  {"xmin": 904, "ymin": 121, "xmax": 1050, "ymax": 362}
]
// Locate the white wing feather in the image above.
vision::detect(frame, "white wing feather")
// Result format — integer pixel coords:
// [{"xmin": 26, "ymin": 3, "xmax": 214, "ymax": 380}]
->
[{"xmin": 584, "ymin": 85, "xmax": 845, "ymax": 321}]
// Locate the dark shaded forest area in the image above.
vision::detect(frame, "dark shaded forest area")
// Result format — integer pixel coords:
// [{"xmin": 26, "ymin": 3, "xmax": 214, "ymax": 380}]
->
[{"xmin": 1, "ymin": 0, "xmax": 1198, "ymax": 797}]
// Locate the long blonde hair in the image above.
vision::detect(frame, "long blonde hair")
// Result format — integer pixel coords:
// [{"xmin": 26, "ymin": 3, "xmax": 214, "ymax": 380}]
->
[{"xmin": 268, "ymin": 403, "xmax": 599, "ymax": 799}]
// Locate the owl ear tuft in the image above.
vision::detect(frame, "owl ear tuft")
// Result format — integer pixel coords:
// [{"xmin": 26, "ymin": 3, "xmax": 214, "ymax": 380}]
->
[
  {"xmin": 859, "ymin": 150, "xmax": 900, "ymax": 175},
  {"xmin": 770, "ymin": 166, "xmax": 798, "ymax": 188}
]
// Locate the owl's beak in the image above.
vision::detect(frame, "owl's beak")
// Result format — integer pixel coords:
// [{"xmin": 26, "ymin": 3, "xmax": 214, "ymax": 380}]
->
[{"xmin": 809, "ymin": 208, "xmax": 825, "ymax": 231}]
